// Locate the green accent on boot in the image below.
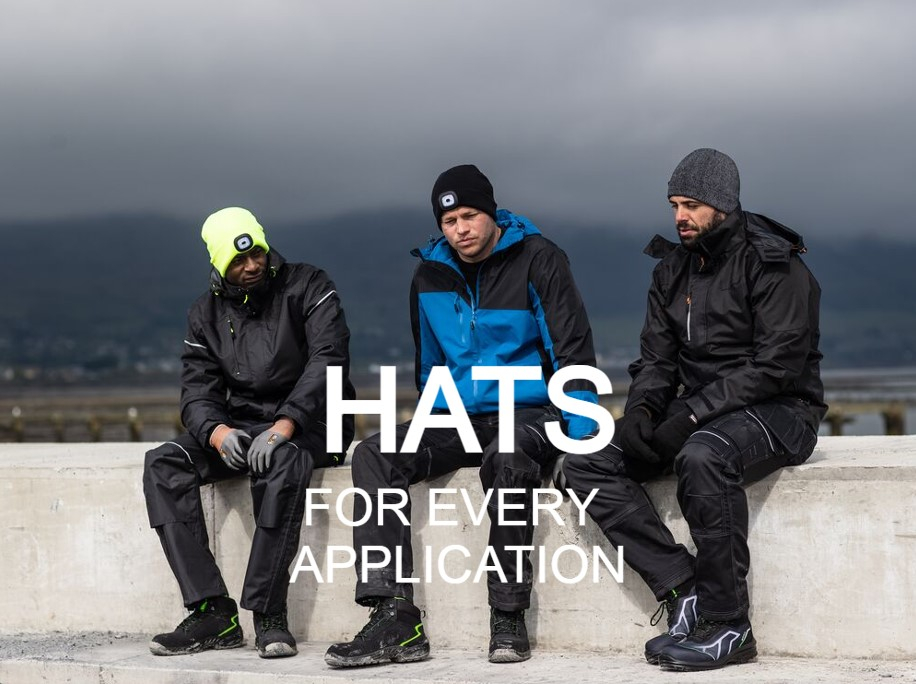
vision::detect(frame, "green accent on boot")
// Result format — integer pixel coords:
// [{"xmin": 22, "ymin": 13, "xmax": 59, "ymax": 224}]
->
[
  {"xmin": 218, "ymin": 614, "xmax": 240, "ymax": 637},
  {"xmin": 400, "ymin": 623, "xmax": 424, "ymax": 646}
]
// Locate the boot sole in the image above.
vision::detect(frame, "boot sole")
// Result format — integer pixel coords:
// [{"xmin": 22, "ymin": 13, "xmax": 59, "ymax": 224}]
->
[
  {"xmin": 258, "ymin": 642, "xmax": 298, "ymax": 658},
  {"xmin": 324, "ymin": 642, "xmax": 430, "ymax": 668},
  {"xmin": 149, "ymin": 633, "xmax": 246, "ymax": 656},
  {"xmin": 658, "ymin": 644, "xmax": 757, "ymax": 672},
  {"xmin": 488, "ymin": 647, "xmax": 531, "ymax": 663}
]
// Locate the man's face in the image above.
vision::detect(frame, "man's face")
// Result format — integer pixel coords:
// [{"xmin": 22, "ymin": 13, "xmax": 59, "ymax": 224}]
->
[
  {"xmin": 440, "ymin": 206, "xmax": 500, "ymax": 263},
  {"xmin": 669, "ymin": 196, "xmax": 726, "ymax": 249},
  {"xmin": 224, "ymin": 247, "xmax": 268, "ymax": 288}
]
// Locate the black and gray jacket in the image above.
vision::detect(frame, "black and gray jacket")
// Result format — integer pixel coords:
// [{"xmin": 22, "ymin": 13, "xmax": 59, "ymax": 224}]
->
[
  {"xmin": 625, "ymin": 209, "xmax": 827, "ymax": 433},
  {"xmin": 410, "ymin": 209, "xmax": 599, "ymax": 438},
  {"xmin": 180, "ymin": 250, "xmax": 355, "ymax": 450}
]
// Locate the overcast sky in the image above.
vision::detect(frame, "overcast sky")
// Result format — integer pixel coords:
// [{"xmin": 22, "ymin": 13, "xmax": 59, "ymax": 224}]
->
[{"xmin": 2, "ymin": 1, "xmax": 914, "ymax": 239}]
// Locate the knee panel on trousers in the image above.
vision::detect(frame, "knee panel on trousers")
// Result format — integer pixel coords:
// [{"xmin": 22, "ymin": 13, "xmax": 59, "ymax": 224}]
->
[
  {"xmin": 143, "ymin": 442, "xmax": 200, "ymax": 527},
  {"xmin": 252, "ymin": 442, "xmax": 311, "ymax": 528},
  {"xmin": 674, "ymin": 432, "xmax": 739, "ymax": 539},
  {"xmin": 479, "ymin": 448, "xmax": 542, "ymax": 491},
  {"xmin": 350, "ymin": 437, "xmax": 420, "ymax": 491}
]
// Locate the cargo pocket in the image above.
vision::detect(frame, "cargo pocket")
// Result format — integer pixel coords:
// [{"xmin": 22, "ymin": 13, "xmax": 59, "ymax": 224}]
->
[{"xmin": 748, "ymin": 401, "xmax": 817, "ymax": 465}]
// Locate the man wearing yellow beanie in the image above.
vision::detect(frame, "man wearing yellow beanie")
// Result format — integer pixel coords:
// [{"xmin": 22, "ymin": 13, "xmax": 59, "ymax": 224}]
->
[{"xmin": 143, "ymin": 207, "xmax": 356, "ymax": 659}]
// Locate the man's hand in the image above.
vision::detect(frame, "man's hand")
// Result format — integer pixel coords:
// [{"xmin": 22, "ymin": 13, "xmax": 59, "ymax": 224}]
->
[
  {"xmin": 247, "ymin": 418, "xmax": 296, "ymax": 476},
  {"xmin": 210, "ymin": 425, "xmax": 251, "ymax": 470},
  {"xmin": 617, "ymin": 408, "xmax": 663, "ymax": 464},
  {"xmin": 652, "ymin": 409, "xmax": 698, "ymax": 460}
]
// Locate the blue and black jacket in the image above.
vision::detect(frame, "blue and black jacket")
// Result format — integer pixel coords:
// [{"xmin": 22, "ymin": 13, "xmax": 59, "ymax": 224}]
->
[{"xmin": 409, "ymin": 209, "xmax": 599, "ymax": 439}]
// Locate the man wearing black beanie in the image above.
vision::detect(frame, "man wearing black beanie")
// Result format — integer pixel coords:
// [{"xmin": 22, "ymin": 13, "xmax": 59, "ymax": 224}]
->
[
  {"xmin": 326, "ymin": 164, "xmax": 600, "ymax": 667},
  {"xmin": 563, "ymin": 149, "xmax": 827, "ymax": 671}
]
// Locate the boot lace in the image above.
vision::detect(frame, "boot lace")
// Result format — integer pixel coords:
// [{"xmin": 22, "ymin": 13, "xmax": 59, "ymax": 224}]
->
[
  {"xmin": 650, "ymin": 594, "xmax": 678, "ymax": 629},
  {"xmin": 690, "ymin": 616, "xmax": 721, "ymax": 640},
  {"xmin": 492, "ymin": 609, "xmax": 523, "ymax": 636},
  {"xmin": 257, "ymin": 610, "xmax": 289, "ymax": 633},
  {"xmin": 355, "ymin": 600, "xmax": 392, "ymax": 639},
  {"xmin": 176, "ymin": 601, "xmax": 210, "ymax": 633}
]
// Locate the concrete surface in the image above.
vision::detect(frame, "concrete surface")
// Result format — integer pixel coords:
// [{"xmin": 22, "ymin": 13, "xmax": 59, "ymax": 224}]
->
[
  {"xmin": 0, "ymin": 633, "xmax": 914, "ymax": 684},
  {"xmin": 1, "ymin": 437, "xmax": 915, "ymax": 661}
]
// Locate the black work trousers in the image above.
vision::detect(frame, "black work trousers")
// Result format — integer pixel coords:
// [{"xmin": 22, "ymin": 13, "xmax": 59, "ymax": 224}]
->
[
  {"xmin": 563, "ymin": 400, "xmax": 816, "ymax": 621},
  {"xmin": 143, "ymin": 424, "xmax": 336, "ymax": 614},
  {"xmin": 351, "ymin": 407, "xmax": 562, "ymax": 612}
]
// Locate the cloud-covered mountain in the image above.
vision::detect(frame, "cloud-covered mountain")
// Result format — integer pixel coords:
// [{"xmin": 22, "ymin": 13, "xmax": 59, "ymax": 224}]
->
[{"xmin": 2, "ymin": 211, "xmax": 914, "ymax": 387}]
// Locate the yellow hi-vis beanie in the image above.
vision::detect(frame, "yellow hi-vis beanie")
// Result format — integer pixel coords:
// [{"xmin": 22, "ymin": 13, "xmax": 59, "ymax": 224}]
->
[{"xmin": 201, "ymin": 207, "xmax": 271, "ymax": 277}]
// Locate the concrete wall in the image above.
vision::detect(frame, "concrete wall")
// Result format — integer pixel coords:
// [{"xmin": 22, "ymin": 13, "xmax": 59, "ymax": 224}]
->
[{"xmin": 1, "ymin": 436, "xmax": 915, "ymax": 659}]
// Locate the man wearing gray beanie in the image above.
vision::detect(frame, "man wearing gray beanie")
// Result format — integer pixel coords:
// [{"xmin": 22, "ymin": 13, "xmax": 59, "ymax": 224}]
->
[{"xmin": 563, "ymin": 148, "xmax": 827, "ymax": 671}]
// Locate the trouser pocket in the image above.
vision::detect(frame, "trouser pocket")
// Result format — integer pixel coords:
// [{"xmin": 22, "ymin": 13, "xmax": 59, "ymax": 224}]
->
[{"xmin": 748, "ymin": 400, "xmax": 817, "ymax": 465}]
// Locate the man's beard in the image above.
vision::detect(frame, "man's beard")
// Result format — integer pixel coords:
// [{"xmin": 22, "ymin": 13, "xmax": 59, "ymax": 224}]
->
[{"xmin": 678, "ymin": 211, "xmax": 727, "ymax": 250}]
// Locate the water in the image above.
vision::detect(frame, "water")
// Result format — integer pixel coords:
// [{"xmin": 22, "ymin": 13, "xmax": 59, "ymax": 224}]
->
[{"xmin": 819, "ymin": 366, "xmax": 916, "ymax": 436}]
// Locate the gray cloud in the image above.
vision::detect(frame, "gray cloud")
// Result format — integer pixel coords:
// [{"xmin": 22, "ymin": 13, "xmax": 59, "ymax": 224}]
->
[{"xmin": 2, "ymin": 1, "xmax": 914, "ymax": 239}]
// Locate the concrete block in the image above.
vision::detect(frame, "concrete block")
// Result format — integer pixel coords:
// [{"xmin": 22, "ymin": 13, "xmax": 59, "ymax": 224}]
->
[{"xmin": 1, "ymin": 437, "xmax": 915, "ymax": 659}]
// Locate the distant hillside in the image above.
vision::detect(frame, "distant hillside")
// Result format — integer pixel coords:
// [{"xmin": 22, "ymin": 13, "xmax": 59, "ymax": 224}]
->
[{"xmin": 2, "ymin": 211, "xmax": 915, "ymax": 386}]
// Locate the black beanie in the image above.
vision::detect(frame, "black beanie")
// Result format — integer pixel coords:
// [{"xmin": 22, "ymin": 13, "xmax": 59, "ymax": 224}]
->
[
  {"xmin": 430, "ymin": 164, "xmax": 498, "ymax": 227},
  {"xmin": 667, "ymin": 148, "xmax": 740, "ymax": 213}
]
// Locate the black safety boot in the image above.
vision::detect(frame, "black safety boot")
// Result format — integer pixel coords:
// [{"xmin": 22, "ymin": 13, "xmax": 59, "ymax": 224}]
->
[
  {"xmin": 644, "ymin": 585, "xmax": 697, "ymax": 664},
  {"xmin": 149, "ymin": 596, "xmax": 244, "ymax": 655},
  {"xmin": 254, "ymin": 608, "xmax": 297, "ymax": 658},
  {"xmin": 324, "ymin": 597, "xmax": 430, "ymax": 667},
  {"xmin": 488, "ymin": 607, "xmax": 530, "ymax": 663},
  {"xmin": 657, "ymin": 615, "xmax": 757, "ymax": 671}
]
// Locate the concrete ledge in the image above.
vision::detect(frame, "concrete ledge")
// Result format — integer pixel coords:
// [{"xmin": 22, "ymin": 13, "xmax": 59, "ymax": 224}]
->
[
  {"xmin": 1, "ymin": 437, "xmax": 915, "ymax": 659},
  {"xmin": 3, "ymin": 634, "xmax": 915, "ymax": 684}
]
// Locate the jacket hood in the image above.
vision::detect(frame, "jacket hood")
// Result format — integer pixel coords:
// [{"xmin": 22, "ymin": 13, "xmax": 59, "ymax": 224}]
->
[
  {"xmin": 411, "ymin": 209, "xmax": 541, "ymax": 267},
  {"xmin": 744, "ymin": 213, "xmax": 807, "ymax": 261}
]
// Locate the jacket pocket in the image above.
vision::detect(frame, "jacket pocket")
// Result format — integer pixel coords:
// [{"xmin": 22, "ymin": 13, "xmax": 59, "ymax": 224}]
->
[{"xmin": 748, "ymin": 400, "xmax": 817, "ymax": 465}]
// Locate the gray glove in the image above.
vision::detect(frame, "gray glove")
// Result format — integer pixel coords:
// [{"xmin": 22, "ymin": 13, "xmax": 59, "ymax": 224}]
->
[
  {"xmin": 219, "ymin": 429, "xmax": 251, "ymax": 470},
  {"xmin": 247, "ymin": 430, "xmax": 290, "ymax": 476}
]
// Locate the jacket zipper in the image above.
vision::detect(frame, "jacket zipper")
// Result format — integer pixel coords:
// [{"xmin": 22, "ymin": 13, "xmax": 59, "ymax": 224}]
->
[
  {"xmin": 470, "ymin": 269, "xmax": 482, "ymax": 405},
  {"xmin": 227, "ymin": 317, "xmax": 240, "ymax": 376},
  {"xmin": 686, "ymin": 292, "xmax": 692, "ymax": 342}
]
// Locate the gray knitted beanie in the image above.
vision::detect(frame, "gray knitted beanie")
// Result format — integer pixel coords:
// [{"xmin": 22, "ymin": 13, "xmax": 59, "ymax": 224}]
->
[{"xmin": 667, "ymin": 148, "xmax": 740, "ymax": 213}]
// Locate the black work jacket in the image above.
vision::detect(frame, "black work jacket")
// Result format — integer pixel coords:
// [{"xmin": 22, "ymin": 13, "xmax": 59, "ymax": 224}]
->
[
  {"xmin": 179, "ymin": 250, "xmax": 355, "ymax": 449},
  {"xmin": 625, "ymin": 209, "xmax": 827, "ymax": 431}
]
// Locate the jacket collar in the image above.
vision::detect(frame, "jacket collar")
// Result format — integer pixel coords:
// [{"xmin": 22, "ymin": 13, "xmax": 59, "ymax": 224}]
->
[
  {"xmin": 209, "ymin": 249, "xmax": 286, "ymax": 306},
  {"xmin": 644, "ymin": 209, "xmax": 808, "ymax": 265},
  {"xmin": 643, "ymin": 207, "xmax": 744, "ymax": 260},
  {"xmin": 693, "ymin": 209, "xmax": 745, "ymax": 261},
  {"xmin": 411, "ymin": 209, "xmax": 541, "ymax": 269}
]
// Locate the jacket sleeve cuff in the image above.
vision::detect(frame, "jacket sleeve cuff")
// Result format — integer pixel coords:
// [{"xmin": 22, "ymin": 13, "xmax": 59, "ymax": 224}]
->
[{"xmin": 685, "ymin": 397, "xmax": 708, "ymax": 424}]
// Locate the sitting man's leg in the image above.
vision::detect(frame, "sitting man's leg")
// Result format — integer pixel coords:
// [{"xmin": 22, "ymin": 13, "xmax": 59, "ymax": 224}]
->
[
  {"xmin": 243, "ymin": 426, "xmax": 333, "ymax": 658},
  {"xmin": 143, "ymin": 433, "xmax": 244, "ymax": 655},
  {"xmin": 325, "ymin": 422, "xmax": 478, "ymax": 668},
  {"xmin": 562, "ymin": 439, "xmax": 697, "ymax": 664},
  {"xmin": 657, "ymin": 408, "xmax": 791, "ymax": 671},
  {"xmin": 477, "ymin": 407, "xmax": 562, "ymax": 664}
]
